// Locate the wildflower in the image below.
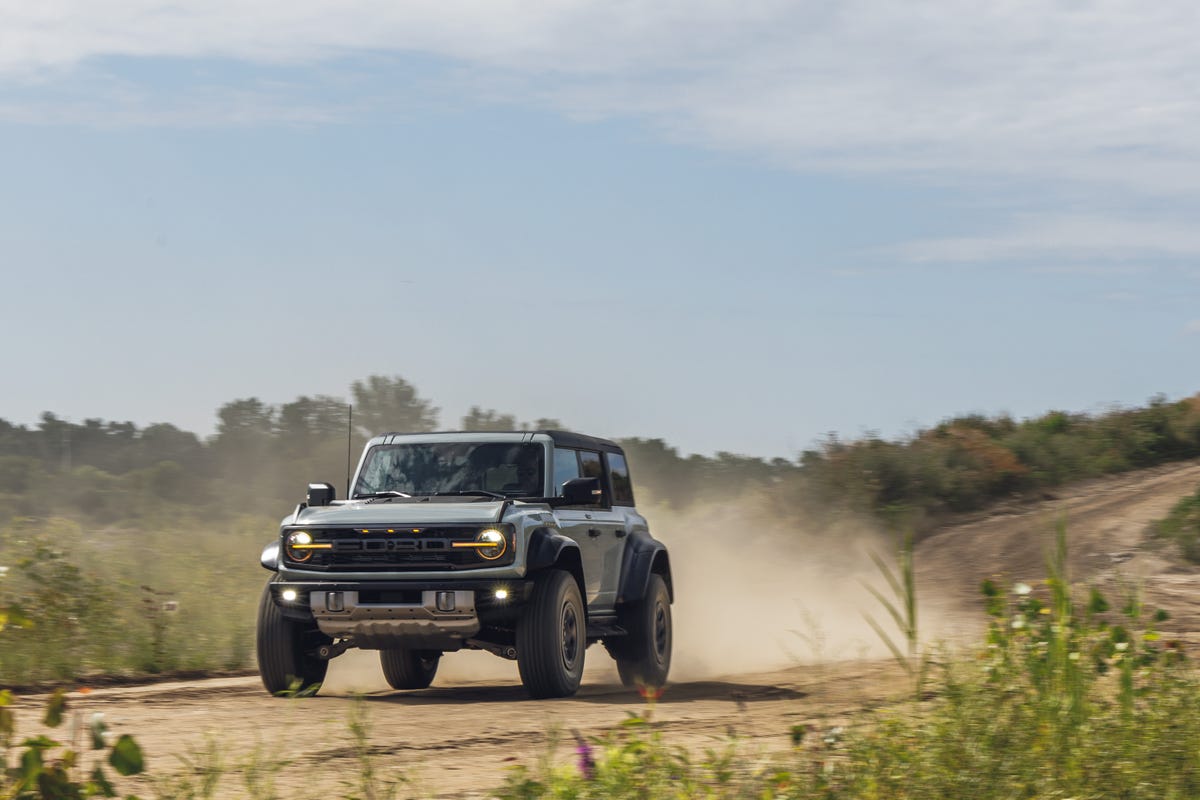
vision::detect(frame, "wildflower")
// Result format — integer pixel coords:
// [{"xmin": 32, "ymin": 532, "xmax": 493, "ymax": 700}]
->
[
  {"xmin": 1115, "ymin": 642, "xmax": 1129, "ymax": 652},
  {"xmin": 638, "ymin": 684, "xmax": 663, "ymax": 702},
  {"xmin": 1011, "ymin": 615, "xmax": 1026, "ymax": 630},
  {"xmin": 78, "ymin": 687, "xmax": 93, "ymax": 696},
  {"xmin": 1068, "ymin": 652, "xmax": 1080, "ymax": 661},
  {"xmin": 0, "ymin": 565, "xmax": 8, "ymax": 577},
  {"xmin": 1014, "ymin": 582, "xmax": 1032, "ymax": 596},
  {"xmin": 571, "ymin": 730, "xmax": 595, "ymax": 780}
]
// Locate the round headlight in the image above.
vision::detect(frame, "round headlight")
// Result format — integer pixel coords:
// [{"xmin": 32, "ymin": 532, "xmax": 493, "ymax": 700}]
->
[
  {"xmin": 475, "ymin": 528, "xmax": 507, "ymax": 561},
  {"xmin": 286, "ymin": 530, "xmax": 314, "ymax": 562}
]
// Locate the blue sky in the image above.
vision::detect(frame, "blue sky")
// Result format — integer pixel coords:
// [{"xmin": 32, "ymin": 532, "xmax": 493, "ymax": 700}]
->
[{"xmin": 1, "ymin": 2, "xmax": 1198, "ymax": 457}]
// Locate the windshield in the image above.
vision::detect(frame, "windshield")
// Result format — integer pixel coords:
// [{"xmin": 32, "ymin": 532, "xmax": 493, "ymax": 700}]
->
[{"xmin": 353, "ymin": 442, "xmax": 545, "ymax": 498}]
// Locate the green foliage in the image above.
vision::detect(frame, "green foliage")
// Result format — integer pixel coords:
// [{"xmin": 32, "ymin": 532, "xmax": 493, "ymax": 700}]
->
[
  {"xmin": 1152, "ymin": 484, "xmax": 1200, "ymax": 562},
  {"xmin": 500, "ymin": 525, "xmax": 1200, "ymax": 800},
  {"xmin": 0, "ymin": 689, "xmax": 143, "ymax": 800}
]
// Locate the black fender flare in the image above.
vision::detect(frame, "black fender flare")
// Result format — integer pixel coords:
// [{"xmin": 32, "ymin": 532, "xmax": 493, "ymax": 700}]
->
[
  {"xmin": 526, "ymin": 528, "xmax": 585, "ymax": 596},
  {"xmin": 616, "ymin": 531, "xmax": 673, "ymax": 607}
]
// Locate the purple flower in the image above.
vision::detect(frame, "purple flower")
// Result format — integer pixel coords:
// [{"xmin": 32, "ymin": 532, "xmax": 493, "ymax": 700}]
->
[{"xmin": 572, "ymin": 730, "xmax": 595, "ymax": 780}]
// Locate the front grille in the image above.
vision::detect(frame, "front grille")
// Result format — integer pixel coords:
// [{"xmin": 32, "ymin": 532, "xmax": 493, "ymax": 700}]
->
[{"xmin": 284, "ymin": 526, "xmax": 513, "ymax": 571}]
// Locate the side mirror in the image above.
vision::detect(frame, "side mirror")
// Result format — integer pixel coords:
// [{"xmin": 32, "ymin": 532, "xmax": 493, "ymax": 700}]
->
[
  {"xmin": 307, "ymin": 482, "xmax": 336, "ymax": 507},
  {"xmin": 560, "ymin": 477, "xmax": 602, "ymax": 506}
]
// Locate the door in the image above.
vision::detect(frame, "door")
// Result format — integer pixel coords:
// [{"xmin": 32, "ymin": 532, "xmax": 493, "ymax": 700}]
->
[{"xmin": 551, "ymin": 448, "xmax": 621, "ymax": 609}]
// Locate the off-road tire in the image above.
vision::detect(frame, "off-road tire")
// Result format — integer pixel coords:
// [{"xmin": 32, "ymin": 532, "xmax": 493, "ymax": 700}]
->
[
  {"xmin": 516, "ymin": 569, "xmax": 586, "ymax": 698},
  {"xmin": 256, "ymin": 583, "xmax": 331, "ymax": 696},
  {"xmin": 612, "ymin": 573, "xmax": 672, "ymax": 689},
  {"xmin": 380, "ymin": 649, "xmax": 440, "ymax": 690}
]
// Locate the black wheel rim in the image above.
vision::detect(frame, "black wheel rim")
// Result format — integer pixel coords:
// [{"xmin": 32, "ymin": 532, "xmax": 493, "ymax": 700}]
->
[
  {"xmin": 561, "ymin": 601, "xmax": 580, "ymax": 670},
  {"xmin": 653, "ymin": 601, "xmax": 669, "ymax": 663}
]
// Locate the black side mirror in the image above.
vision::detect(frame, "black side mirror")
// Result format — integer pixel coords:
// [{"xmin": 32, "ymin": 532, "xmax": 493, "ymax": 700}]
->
[
  {"xmin": 307, "ymin": 482, "xmax": 336, "ymax": 507},
  {"xmin": 560, "ymin": 477, "xmax": 602, "ymax": 506}
]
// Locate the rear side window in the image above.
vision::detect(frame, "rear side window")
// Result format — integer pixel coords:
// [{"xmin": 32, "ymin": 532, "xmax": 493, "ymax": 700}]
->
[
  {"xmin": 552, "ymin": 448, "xmax": 581, "ymax": 496},
  {"xmin": 579, "ymin": 451, "xmax": 604, "ymax": 481},
  {"xmin": 608, "ymin": 453, "xmax": 635, "ymax": 505},
  {"xmin": 578, "ymin": 451, "xmax": 608, "ymax": 504}
]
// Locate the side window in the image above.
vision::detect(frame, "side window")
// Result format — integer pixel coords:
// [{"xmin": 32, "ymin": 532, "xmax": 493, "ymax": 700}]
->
[
  {"xmin": 578, "ymin": 451, "xmax": 607, "ymax": 504},
  {"xmin": 552, "ymin": 448, "xmax": 581, "ymax": 496},
  {"xmin": 608, "ymin": 453, "xmax": 635, "ymax": 506}
]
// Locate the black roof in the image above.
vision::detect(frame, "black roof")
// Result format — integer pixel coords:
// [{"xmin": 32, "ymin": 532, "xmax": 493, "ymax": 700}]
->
[
  {"xmin": 377, "ymin": 429, "xmax": 624, "ymax": 455},
  {"xmin": 539, "ymin": 430, "xmax": 624, "ymax": 455}
]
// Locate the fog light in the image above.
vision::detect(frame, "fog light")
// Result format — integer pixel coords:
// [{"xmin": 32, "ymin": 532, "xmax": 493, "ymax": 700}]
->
[
  {"xmin": 281, "ymin": 589, "xmax": 298, "ymax": 602},
  {"xmin": 436, "ymin": 591, "xmax": 455, "ymax": 612},
  {"xmin": 494, "ymin": 588, "xmax": 509, "ymax": 600}
]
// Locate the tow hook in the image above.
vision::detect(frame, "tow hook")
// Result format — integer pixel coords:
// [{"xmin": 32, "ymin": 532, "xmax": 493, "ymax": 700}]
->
[
  {"xmin": 466, "ymin": 639, "xmax": 517, "ymax": 660},
  {"xmin": 315, "ymin": 639, "xmax": 354, "ymax": 660}
]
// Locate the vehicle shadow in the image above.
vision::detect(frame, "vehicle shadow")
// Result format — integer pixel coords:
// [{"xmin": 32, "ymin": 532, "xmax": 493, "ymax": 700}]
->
[{"xmin": 354, "ymin": 679, "xmax": 807, "ymax": 706}]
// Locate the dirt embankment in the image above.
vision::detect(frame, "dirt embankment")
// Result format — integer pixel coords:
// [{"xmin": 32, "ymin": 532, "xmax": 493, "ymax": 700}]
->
[{"xmin": 9, "ymin": 460, "xmax": 1200, "ymax": 798}]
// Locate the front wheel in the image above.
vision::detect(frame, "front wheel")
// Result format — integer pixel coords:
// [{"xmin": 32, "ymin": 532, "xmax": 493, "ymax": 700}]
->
[
  {"xmin": 516, "ymin": 569, "xmax": 586, "ymax": 698},
  {"xmin": 256, "ymin": 583, "xmax": 331, "ymax": 696},
  {"xmin": 612, "ymin": 573, "xmax": 672, "ymax": 689},
  {"xmin": 380, "ymin": 648, "xmax": 440, "ymax": 689}
]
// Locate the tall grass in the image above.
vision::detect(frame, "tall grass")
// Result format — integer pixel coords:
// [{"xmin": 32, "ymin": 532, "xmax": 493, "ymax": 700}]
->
[
  {"xmin": 0, "ymin": 514, "xmax": 268, "ymax": 685},
  {"xmin": 502, "ymin": 524, "xmax": 1200, "ymax": 799}
]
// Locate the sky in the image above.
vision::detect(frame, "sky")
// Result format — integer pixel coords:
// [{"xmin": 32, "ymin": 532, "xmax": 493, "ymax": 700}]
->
[{"xmin": 1, "ymin": 1, "xmax": 1198, "ymax": 458}]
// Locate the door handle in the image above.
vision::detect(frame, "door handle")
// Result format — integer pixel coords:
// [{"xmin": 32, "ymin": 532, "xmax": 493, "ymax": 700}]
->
[
  {"xmin": 587, "ymin": 528, "xmax": 602, "ymax": 538},
  {"xmin": 615, "ymin": 530, "xmax": 627, "ymax": 538}
]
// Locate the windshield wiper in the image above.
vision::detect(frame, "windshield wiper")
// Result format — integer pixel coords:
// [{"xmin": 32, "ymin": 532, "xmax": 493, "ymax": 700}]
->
[
  {"xmin": 429, "ymin": 490, "xmax": 507, "ymax": 500},
  {"xmin": 355, "ymin": 491, "xmax": 413, "ymax": 502}
]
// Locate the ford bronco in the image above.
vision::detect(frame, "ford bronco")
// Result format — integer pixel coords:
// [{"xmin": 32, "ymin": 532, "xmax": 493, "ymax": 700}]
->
[{"xmin": 256, "ymin": 430, "xmax": 673, "ymax": 698}]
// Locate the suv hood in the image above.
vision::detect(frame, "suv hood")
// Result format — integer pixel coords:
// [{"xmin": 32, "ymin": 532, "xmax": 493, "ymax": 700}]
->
[{"xmin": 292, "ymin": 500, "xmax": 507, "ymax": 527}]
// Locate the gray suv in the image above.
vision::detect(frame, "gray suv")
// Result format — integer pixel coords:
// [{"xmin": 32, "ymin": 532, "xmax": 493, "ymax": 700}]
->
[{"xmin": 256, "ymin": 430, "xmax": 673, "ymax": 698}]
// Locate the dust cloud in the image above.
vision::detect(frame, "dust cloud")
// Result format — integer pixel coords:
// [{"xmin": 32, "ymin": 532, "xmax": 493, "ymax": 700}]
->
[
  {"xmin": 322, "ymin": 494, "xmax": 927, "ymax": 693},
  {"xmin": 656, "ymin": 495, "xmax": 897, "ymax": 680}
]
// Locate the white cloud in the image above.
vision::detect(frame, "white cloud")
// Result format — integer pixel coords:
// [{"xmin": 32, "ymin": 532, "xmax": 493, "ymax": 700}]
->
[
  {"xmin": 893, "ymin": 214, "xmax": 1200, "ymax": 264},
  {"xmin": 2, "ymin": 1, "xmax": 1200, "ymax": 194}
]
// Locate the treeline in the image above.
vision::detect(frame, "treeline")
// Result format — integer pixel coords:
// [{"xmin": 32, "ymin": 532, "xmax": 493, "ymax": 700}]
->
[{"xmin": 1, "ymin": 377, "xmax": 1199, "ymax": 529}]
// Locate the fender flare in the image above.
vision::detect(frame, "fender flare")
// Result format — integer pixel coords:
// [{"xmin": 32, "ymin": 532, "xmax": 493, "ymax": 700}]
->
[
  {"xmin": 526, "ymin": 528, "xmax": 585, "ymax": 595},
  {"xmin": 616, "ymin": 531, "xmax": 673, "ymax": 607}
]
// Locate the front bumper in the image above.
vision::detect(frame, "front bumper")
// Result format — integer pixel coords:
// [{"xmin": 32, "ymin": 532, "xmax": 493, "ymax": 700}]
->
[
  {"xmin": 269, "ymin": 579, "xmax": 531, "ymax": 649},
  {"xmin": 310, "ymin": 589, "xmax": 479, "ymax": 650}
]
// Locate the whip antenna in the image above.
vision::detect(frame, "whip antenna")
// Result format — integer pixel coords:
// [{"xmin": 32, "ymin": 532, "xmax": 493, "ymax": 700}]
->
[{"xmin": 346, "ymin": 404, "xmax": 353, "ymax": 498}]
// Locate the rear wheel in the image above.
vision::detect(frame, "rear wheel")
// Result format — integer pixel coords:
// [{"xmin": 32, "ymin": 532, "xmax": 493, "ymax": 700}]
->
[
  {"xmin": 612, "ymin": 573, "xmax": 672, "ymax": 689},
  {"xmin": 256, "ymin": 583, "xmax": 331, "ymax": 696},
  {"xmin": 380, "ymin": 649, "xmax": 440, "ymax": 690},
  {"xmin": 516, "ymin": 569, "xmax": 586, "ymax": 698}
]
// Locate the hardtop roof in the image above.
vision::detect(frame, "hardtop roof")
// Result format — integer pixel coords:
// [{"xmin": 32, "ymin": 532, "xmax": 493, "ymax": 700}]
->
[{"xmin": 373, "ymin": 429, "xmax": 625, "ymax": 455}]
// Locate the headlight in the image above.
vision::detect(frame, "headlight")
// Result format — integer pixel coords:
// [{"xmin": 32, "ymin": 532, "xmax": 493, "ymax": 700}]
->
[
  {"xmin": 473, "ymin": 528, "xmax": 507, "ymax": 560},
  {"xmin": 285, "ymin": 530, "xmax": 330, "ymax": 562}
]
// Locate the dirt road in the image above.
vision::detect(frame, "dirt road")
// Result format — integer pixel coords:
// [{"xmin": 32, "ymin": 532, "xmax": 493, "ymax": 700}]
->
[{"xmin": 10, "ymin": 459, "xmax": 1200, "ymax": 798}]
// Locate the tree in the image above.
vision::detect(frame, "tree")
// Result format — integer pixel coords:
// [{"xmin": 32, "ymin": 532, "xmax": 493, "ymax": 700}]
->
[
  {"xmin": 214, "ymin": 398, "xmax": 276, "ymax": 442},
  {"xmin": 460, "ymin": 407, "xmax": 518, "ymax": 431},
  {"xmin": 277, "ymin": 395, "xmax": 349, "ymax": 447},
  {"xmin": 350, "ymin": 376, "xmax": 439, "ymax": 435}
]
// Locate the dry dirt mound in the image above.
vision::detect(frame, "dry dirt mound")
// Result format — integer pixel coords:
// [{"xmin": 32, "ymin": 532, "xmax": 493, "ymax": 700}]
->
[{"xmin": 915, "ymin": 458, "xmax": 1200, "ymax": 641}]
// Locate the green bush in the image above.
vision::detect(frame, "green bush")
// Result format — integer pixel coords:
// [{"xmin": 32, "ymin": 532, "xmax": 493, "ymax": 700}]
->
[{"xmin": 1153, "ymin": 486, "xmax": 1200, "ymax": 562}]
